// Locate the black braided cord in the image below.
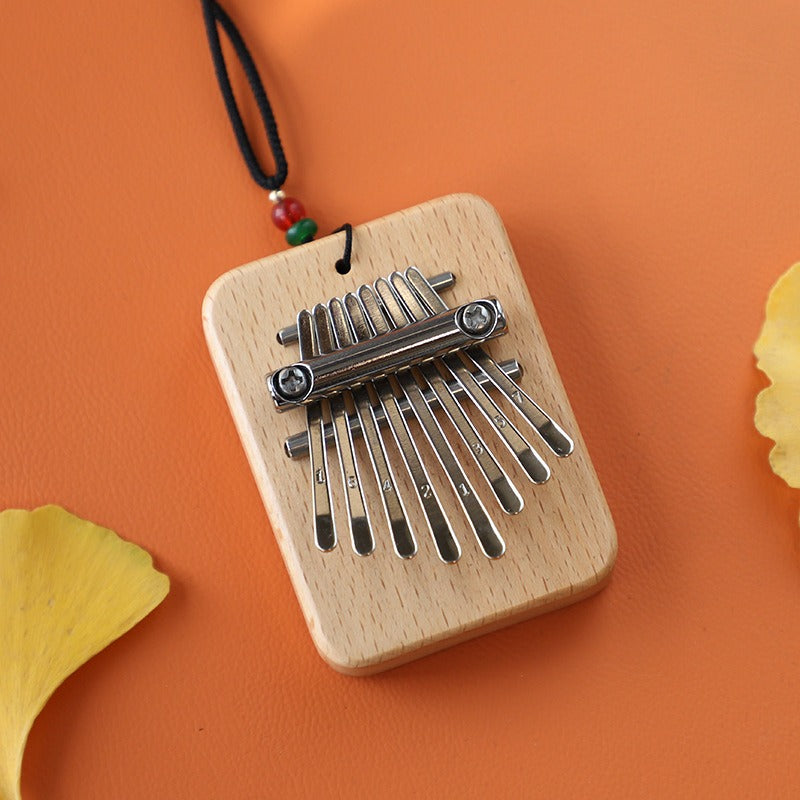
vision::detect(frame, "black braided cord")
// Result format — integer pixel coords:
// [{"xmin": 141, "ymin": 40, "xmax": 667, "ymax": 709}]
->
[
  {"xmin": 200, "ymin": 0, "xmax": 354, "ymax": 269},
  {"xmin": 200, "ymin": 0, "xmax": 288, "ymax": 191}
]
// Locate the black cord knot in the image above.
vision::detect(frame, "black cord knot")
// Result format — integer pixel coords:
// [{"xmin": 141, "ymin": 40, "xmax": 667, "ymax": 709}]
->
[{"xmin": 332, "ymin": 224, "xmax": 353, "ymax": 274}]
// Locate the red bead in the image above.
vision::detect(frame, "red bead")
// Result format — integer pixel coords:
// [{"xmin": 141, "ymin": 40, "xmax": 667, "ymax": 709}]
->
[{"xmin": 271, "ymin": 197, "xmax": 306, "ymax": 231}]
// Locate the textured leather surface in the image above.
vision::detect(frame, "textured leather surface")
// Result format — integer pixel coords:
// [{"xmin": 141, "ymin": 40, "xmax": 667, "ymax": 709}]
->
[{"xmin": 3, "ymin": 1, "xmax": 800, "ymax": 797}]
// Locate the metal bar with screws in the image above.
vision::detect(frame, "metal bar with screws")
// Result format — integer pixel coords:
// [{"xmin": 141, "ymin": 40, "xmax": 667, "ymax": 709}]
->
[{"xmin": 268, "ymin": 297, "xmax": 507, "ymax": 410}]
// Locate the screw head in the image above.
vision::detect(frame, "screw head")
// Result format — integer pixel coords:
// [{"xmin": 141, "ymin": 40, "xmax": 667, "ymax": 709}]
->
[
  {"xmin": 459, "ymin": 302, "xmax": 496, "ymax": 336},
  {"xmin": 274, "ymin": 365, "xmax": 311, "ymax": 401}
]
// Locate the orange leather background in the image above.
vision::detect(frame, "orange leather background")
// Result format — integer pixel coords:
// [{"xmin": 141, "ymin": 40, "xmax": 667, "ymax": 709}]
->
[{"xmin": 3, "ymin": 1, "xmax": 800, "ymax": 797}]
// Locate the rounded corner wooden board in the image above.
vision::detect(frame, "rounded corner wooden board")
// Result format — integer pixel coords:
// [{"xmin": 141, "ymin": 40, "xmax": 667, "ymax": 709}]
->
[{"xmin": 202, "ymin": 193, "xmax": 616, "ymax": 674}]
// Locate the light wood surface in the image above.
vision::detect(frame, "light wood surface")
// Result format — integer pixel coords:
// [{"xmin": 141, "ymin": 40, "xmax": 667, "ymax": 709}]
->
[{"xmin": 202, "ymin": 194, "xmax": 616, "ymax": 674}]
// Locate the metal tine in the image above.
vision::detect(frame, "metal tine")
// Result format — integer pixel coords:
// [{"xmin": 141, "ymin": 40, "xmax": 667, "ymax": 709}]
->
[
  {"xmin": 277, "ymin": 271, "xmax": 457, "ymax": 346},
  {"xmin": 378, "ymin": 277, "xmax": 524, "ymax": 515},
  {"xmin": 328, "ymin": 298, "xmax": 416, "ymax": 559},
  {"xmin": 405, "ymin": 267, "xmax": 574, "ymax": 458},
  {"xmin": 283, "ymin": 358, "xmax": 524, "ymax": 459},
  {"xmin": 345, "ymin": 292, "xmax": 461, "ymax": 564},
  {"xmin": 389, "ymin": 271, "xmax": 550, "ymax": 485},
  {"xmin": 312, "ymin": 304, "xmax": 374, "ymax": 556},
  {"xmin": 365, "ymin": 282, "xmax": 505, "ymax": 559},
  {"xmin": 298, "ymin": 309, "xmax": 336, "ymax": 552}
]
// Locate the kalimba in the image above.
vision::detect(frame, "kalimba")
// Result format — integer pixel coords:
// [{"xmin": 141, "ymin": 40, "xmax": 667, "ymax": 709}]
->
[
  {"xmin": 203, "ymin": 194, "xmax": 616, "ymax": 674},
  {"xmin": 270, "ymin": 266, "xmax": 573, "ymax": 563}
]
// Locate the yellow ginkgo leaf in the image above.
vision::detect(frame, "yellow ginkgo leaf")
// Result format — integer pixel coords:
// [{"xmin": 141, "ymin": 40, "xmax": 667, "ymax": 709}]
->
[
  {"xmin": 0, "ymin": 505, "xmax": 169, "ymax": 800},
  {"xmin": 755, "ymin": 263, "xmax": 800, "ymax": 489}
]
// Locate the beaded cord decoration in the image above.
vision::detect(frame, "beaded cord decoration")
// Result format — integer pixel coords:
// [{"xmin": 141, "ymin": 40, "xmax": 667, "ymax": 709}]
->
[{"xmin": 201, "ymin": 0, "xmax": 351, "ymax": 257}]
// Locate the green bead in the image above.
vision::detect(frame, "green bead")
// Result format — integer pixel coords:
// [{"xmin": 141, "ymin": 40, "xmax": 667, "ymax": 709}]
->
[{"xmin": 285, "ymin": 217, "xmax": 318, "ymax": 246}]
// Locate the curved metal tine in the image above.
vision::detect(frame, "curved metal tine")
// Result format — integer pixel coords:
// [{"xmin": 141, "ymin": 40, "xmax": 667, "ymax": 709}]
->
[
  {"xmin": 312, "ymin": 304, "xmax": 374, "ymax": 556},
  {"xmin": 366, "ymin": 282, "xmax": 505, "ymax": 559},
  {"xmin": 390, "ymin": 271, "xmax": 550, "ymax": 485},
  {"xmin": 297, "ymin": 309, "xmax": 335, "ymax": 552},
  {"xmin": 345, "ymin": 292, "xmax": 461, "ymax": 564},
  {"xmin": 328, "ymin": 298, "xmax": 416, "ymax": 558},
  {"xmin": 405, "ymin": 267, "xmax": 574, "ymax": 457},
  {"xmin": 378, "ymin": 277, "xmax": 523, "ymax": 515}
]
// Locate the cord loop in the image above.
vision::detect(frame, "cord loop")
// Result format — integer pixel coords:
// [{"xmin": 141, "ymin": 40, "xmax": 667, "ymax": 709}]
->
[{"xmin": 200, "ymin": 0, "xmax": 288, "ymax": 191}]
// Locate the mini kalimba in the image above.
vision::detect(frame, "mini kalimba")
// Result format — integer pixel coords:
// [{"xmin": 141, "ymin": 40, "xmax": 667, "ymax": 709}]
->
[{"xmin": 203, "ymin": 194, "xmax": 616, "ymax": 674}]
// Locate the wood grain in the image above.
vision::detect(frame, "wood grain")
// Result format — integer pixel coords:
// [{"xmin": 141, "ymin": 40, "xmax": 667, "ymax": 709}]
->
[{"xmin": 202, "ymin": 194, "xmax": 616, "ymax": 674}]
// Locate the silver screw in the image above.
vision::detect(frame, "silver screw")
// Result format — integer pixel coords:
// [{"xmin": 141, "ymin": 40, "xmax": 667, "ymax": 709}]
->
[
  {"xmin": 275, "ymin": 365, "xmax": 310, "ymax": 400},
  {"xmin": 459, "ymin": 302, "xmax": 495, "ymax": 336}
]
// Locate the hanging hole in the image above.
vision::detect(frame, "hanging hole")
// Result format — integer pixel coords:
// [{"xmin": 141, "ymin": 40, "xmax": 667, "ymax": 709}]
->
[{"xmin": 335, "ymin": 258, "xmax": 351, "ymax": 275}]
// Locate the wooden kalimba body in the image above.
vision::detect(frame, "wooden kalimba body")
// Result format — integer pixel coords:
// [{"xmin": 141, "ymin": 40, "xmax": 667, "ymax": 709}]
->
[{"xmin": 203, "ymin": 194, "xmax": 616, "ymax": 674}]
